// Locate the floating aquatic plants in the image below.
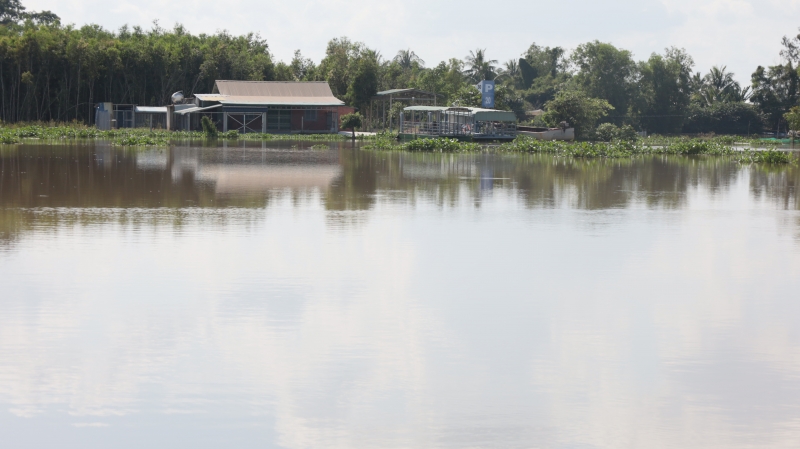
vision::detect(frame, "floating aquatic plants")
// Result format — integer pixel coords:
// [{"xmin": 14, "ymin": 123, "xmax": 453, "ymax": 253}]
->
[
  {"xmin": 0, "ymin": 123, "xmax": 366, "ymax": 143},
  {"xmin": 113, "ymin": 134, "xmax": 169, "ymax": 146},
  {"xmin": 368, "ymin": 136, "xmax": 795, "ymax": 165}
]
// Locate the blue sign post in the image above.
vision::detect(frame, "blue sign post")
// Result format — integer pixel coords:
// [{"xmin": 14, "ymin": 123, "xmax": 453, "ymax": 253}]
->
[{"xmin": 479, "ymin": 80, "xmax": 495, "ymax": 109}]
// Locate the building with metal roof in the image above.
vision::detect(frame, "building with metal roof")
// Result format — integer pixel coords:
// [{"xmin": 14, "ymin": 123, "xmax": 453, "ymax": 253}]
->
[
  {"xmin": 174, "ymin": 81, "xmax": 347, "ymax": 134},
  {"xmin": 96, "ymin": 81, "xmax": 349, "ymax": 134}
]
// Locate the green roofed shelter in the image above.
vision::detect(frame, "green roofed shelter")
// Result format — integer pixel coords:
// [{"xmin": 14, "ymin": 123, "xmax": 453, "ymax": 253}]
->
[{"xmin": 400, "ymin": 106, "xmax": 518, "ymax": 142}]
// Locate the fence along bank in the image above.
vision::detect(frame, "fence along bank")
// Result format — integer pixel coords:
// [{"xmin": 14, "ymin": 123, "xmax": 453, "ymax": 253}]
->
[{"xmin": 96, "ymin": 81, "xmax": 352, "ymax": 134}]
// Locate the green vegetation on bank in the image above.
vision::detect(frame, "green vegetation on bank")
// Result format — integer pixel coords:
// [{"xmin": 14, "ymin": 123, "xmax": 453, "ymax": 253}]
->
[
  {"xmin": 0, "ymin": 124, "xmax": 359, "ymax": 145},
  {"xmin": 365, "ymin": 136, "xmax": 794, "ymax": 164},
  {"xmin": 2, "ymin": 0, "xmax": 800, "ymax": 138}
]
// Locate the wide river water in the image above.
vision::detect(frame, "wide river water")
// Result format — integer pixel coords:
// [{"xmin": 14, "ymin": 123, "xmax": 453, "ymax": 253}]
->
[{"xmin": 1, "ymin": 141, "xmax": 800, "ymax": 449}]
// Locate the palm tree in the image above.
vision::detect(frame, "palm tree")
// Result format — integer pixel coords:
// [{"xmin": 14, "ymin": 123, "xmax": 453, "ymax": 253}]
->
[
  {"xmin": 690, "ymin": 71, "xmax": 705, "ymax": 92},
  {"xmin": 698, "ymin": 66, "xmax": 749, "ymax": 105},
  {"xmin": 393, "ymin": 49, "xmax": 424, "ymax": 70},
  {"xmin": 494, "ymin": 59, "xmax": 521, "ymax": 88},
  {"xmin": 463, "ymin": 49, "xmax": 498, "ymax": 82},
  {"xmin": 705, "ymin": 66, "xmax": 737, "ymax": 92}
]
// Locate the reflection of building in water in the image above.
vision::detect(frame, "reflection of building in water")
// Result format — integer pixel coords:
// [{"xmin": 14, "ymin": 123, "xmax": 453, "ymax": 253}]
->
[
  {"xmin": 135, "ymin": 150, "xmax": 168, "ymax": 170},
  {"xmin": 135, "ymin": 147, "xmax": 342, "ymax": 196},
  {"xmin": 196, "ymin": 165, "xmax": 342, "ymax": 194}
]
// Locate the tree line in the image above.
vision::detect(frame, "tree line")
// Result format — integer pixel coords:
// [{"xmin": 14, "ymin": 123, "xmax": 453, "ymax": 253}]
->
[{"xmin": 0, "ymin": 1, "xmax": 798, "ymax": 137}]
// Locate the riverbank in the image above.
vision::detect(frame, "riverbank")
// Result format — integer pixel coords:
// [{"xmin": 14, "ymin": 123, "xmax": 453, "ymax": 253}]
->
[
  {"xmin": 0, "ymin": 124, "xmax": 369, "ymax": 145},
  {"xmin": 363, "ymin": 135, "xmax": 795, "ymax": 164},
  {"xmin": 0, "ymin": 125, "xmax": 794, "ymax": 164}
]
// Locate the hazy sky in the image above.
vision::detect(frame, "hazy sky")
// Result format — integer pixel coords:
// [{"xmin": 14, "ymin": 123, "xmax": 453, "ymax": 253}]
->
[{"xmin": 32, "ymin": 0, "xmax": 800, "ymax": 84}]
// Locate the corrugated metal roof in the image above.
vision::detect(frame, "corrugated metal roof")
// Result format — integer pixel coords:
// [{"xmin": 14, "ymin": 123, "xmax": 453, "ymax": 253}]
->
[
  {"xmin": 403, "ymin": 106, "xmax": 448, "ymax": 111},
  {"xmin": 469, "ymin": 108, "xmax": 517, "ymax": 122},
  {"xmin": 195, "ymin": 94, "xmax": 226, "ymax": 101},
  {"xmin": 377, "ymin": 88, "xmax": 416, "ymax": 95},
  {"xmin": 175, "ymin": 104, "xmax": 222, "ymax": 115},
  {"xmin": 376, "ymin": 88, "xmax": 439, "ymax": 97},
  {"xmin": 402, "ymin": 106, "xmax": 516, "ymax": 121},
  {"xmin": 215, "ymin": 81, "xmax": 337, "ymax": 98},
  {"xmin": 135, "ymin": 106, "xmax": 168, "ymax": 113},
  {"xmin": 199, "ymin": 81, "xmax": 345, "ymax": 106},
  {"xmin": 219, "ymin": 96, "xmax": 344, "ymax": 106}
]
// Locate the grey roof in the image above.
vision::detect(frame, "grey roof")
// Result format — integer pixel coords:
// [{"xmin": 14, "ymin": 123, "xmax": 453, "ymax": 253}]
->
[
  {"xmin": 376, "ymin": 88, "xmax": 438, "ymax": 96},
  {"xmin": 469, "ymin": 108, "xmax": 517, "ymax": 122},
  {"xmin": 403, "ymin": 106, "xmax": 448, "ymax": 112},
  {"xmin": 208, "ymin": 81, "xmax": 344, "ymax": 106},
  {"xmin": 402, "ymin": 105, "xmax": 517, "ymax": 122},
  {"xmin": 175, "ymin": 104, "xmax": 222, "ymax": 115},
  {"xmin": 195, "ymin": 94, "xmax": 226, "ymax": 101},
  {"xmin": 135, "ymin": 106, "xmax": 168, "ymax": 114},
  {"xmin": 219, "ymin": 96, "xmax": 344, "ymax": 106}
]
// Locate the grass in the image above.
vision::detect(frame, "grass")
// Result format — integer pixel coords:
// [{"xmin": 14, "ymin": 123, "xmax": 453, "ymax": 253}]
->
[
  {"xmin": 0, "ymin": 123, "xmax": 794, "ymax": 165},
  {"xmin": 0, "ymin": 122, "xmax": 367, "ymax": 142}
]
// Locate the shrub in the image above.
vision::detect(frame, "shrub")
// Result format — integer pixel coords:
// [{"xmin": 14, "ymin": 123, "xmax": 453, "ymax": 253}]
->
[
  {"xmin": 543, "ymin": 90, "xmax": 614, "ymax": 140},
  {"xmin": 201, "ymin": 116, "xmax": 218, "ymax": 137},
  {"xmin": 595, "ymin": 123, "xmax": 618, "ymax": 142},
  {"xmin": 683, "ymin": 102, "xmax": 764, "ymax": 135},
  {"xmin": 595, "ymin": 123, "xmax": 638, "ymax": 142}
]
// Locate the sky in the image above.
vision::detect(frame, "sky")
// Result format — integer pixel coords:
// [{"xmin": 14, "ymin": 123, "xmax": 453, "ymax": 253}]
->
[{"xmin": 30, "ymin": 0, "xmax": 800, "ymax": 85}]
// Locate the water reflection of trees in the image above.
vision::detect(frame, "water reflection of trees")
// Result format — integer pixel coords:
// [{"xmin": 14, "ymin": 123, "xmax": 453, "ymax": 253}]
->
[
  {"xmin": 339, "ymin": 151, "xmax": 751, "ymax": 211},
  {"xmin": 0, "ymin": 144, "xmax": 339, "ymax": 244},
  {"xmin": 749, "ymin": 164, "xmax": 800, "ymax": 210},
  {"xmin": 1, "ymin": 144, "xmax": 799, "ymax": 242}
]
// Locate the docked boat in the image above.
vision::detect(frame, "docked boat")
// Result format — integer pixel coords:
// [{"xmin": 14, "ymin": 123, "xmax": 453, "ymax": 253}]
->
[
  {"xmin": 399, "ymin": 106, "xmax": 518, "ymax": 142},
  {"xmin": 517, "ymin": 125, "xmax": 575, "ymax": 141}
]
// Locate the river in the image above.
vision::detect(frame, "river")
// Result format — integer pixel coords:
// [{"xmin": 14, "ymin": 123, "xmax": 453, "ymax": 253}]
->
[{"xmin": 1, "ymin": 141, "xmax": 799, "ymax": 448}]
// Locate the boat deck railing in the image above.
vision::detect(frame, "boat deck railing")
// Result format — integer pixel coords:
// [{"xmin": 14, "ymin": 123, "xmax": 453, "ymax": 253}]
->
[{"xmin": 401, "ymin": 121, "xmax": 517, "ymax": 139}]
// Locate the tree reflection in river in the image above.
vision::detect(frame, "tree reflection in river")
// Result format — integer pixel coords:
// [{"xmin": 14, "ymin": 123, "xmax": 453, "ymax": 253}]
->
[{"xmin": 0, "ymin": 142, "xmax": 798, "ymax": 238}]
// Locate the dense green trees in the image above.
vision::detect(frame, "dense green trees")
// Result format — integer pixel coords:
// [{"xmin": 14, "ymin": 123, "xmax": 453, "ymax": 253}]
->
[
  {"xmin": 570, "ymin": 41, "xmax": 637, "ymax": 125},
  {"xmin": 0, "ymin": 20, "xmax": 280, "ymax": 122},
  {"xmin": 543, "ymin": 90, "xmax": 613, "ymax": 139},
  {"xmin": 634, "ymin": 48, "xmax": 694, "ymax": 134},
  {"xmin": 1, "ymin": 0, "xmax": 800, "ymax": 137}
]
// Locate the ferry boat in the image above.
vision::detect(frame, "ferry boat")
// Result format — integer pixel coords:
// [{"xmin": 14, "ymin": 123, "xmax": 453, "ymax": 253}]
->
[
  {"xmin": 399, "ymin": 106, "xmax": 518, "ymax": 142},
  {"xmin": 398, "ymin": 105, "xmax": 575, "ymax": 142},
  {"xmin": 516, "ymin": 125, "xmax": 575, "ymax": 141}
]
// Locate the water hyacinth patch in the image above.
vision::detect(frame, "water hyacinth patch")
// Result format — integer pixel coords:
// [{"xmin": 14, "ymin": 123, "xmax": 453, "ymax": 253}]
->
[
  {"xmin": 0, "ymin": 124, "xmax": 364, "ymax": 143},
  {"xmin": 113, "ymin": 135, "xmax": 169, "ymax": 146},
  {"xmin": 369, "ymin": 136, "xmax": 795, "ymax": 165}
]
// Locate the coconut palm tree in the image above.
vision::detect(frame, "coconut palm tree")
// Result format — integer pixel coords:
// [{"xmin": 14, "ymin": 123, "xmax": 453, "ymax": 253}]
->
[
  {"xmin": 495, "ymin": 59, "xmax": 521, "ymax": 87},
  {"xmin": 705, "ymin": 66, "xmax": 737, "ymax": 93},
  {"xmin": 463, "ymin": 49, "xmax": 498, "ymax": 82},
  {"xmin": 393, "ymin": 49, "xmax": 424, "ymax": 70},
  {"xmin": 696, "ymin": 66, "xmax": 750, "ymax": 105}
]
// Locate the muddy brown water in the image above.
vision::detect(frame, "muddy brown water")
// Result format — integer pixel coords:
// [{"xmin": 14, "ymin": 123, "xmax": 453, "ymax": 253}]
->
[{"xmin": 1, "ymin": 141, "xmax": 800, "ymax": 449}]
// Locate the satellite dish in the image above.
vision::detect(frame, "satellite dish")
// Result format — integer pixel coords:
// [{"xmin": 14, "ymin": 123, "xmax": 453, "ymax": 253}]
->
[{"xmin": 171, "ymin": 91, "xmax": 185, "ymax": 104}]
